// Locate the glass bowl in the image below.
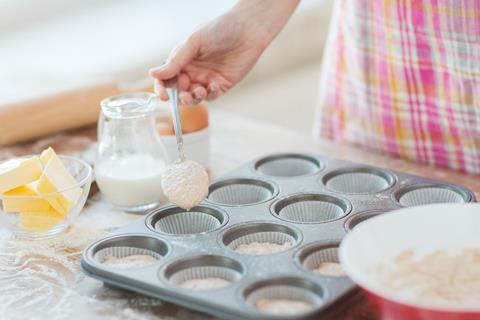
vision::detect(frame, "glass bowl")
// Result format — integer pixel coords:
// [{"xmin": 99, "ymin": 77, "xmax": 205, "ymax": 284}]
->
[{"xmin": 0, "ymin": 155, "xmax": 92, "ymax": 239}]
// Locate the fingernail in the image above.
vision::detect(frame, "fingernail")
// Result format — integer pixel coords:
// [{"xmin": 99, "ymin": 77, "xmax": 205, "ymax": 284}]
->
[
  {"xmin": 207, "ymin": 83, "xmax": 219, "ymax": 100},
  {"xmin": 193, "ymin": 89, "xmax": 204, "ymax": 100},
  {"xmin": 179, "ymin": 96, "xmax": 189, "ymax": 105},
  {"xmin": 206, "ymin": 90, "xmax": 217, "ymax": 100},
  {"xmin": 149, "ymin": 63, "xmax": 167, "ymax": 75}
]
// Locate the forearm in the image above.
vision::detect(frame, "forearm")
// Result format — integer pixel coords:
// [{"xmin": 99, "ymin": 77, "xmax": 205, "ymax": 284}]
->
[{"xmin": 231, "ymin": 0, "xmax": 300, "ymax": 46}]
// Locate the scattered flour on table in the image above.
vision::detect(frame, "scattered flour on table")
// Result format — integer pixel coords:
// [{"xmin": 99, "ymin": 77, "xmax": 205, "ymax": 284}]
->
[
  {"xmin": 376, "ymin": 247, "xmax": 480, "ymax": 304},
  {"xmin": 179, "ymin": 278, "xmax": 231, "ymax": 290},
  {"xmin": 313, "ymin": 262, "xmax": 346, "ymax": 277},
  {"xmin": 9, "ymin": 224, "xmax": 104, "ymax": 268},
  {"xmin": 234, "ymin": 241, "xmax": 292, "ymax": 255},
  {"xmin": 102, "ymin": 254, "xmax": 157, "ymax": 269},
  {"xmin": 0, "ymin": 225, "xmax": 105, "ymax": 318},
  {"xmin": 256, "ymin": 299, "xmax": 313, "ymax": 315}
]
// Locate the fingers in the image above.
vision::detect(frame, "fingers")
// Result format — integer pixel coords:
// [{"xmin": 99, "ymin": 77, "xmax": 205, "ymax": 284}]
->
[
  {"xmin": 154, "ymin": 79, "xmax": 169, "ymax": 101},
  {"xmin": 156, "ymin": 78, "xmax": 208, "ymax": 105},
  {"xmin": 179, "ymin": 91, "xmax": 194, "ymax": 105},
  {"xmin": 160, "ymin": 78, "xmax": 225, "ymax": 104},
  {"xmin": 150, "ymin": 37, "xmax": 198, "ymax": 102},
  {"xmin": 149, "ymin": 37, "xmax": 198, "ymax": 81},
  {"xmin": 177, "ymin": 83, "xmax": 207, "ymax": 105},
  {"xmin": 206, "ymin": 82, "xmax": 220, "ymax": 101},
  {"xmin": 178, "ymin": 82, "xmax": 221, "ymax": 105},
  {"xmin": 191, "ymin": 84, "xmax": 207, "ymax": 104},
  {"xmin": 177, "ymin": 73, "xmax": 191, "ymax": 92}
]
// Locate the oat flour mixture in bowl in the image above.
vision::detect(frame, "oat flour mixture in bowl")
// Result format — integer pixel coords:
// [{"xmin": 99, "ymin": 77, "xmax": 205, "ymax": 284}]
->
[{"xmin": 340, "ymin": 203, "xmax": 480, "ymax": 320}]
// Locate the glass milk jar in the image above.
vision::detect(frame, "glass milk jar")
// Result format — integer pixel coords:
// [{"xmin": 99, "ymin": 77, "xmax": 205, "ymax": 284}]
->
[{"xmin": 95, "ymin": 93, "xmax": 168, "ymax": 212}]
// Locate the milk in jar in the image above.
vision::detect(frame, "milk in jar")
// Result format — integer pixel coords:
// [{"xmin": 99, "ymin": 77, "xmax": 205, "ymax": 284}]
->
[{"xmin": 95, "ymin": 154, "xmax": 166, "ymax": 208}]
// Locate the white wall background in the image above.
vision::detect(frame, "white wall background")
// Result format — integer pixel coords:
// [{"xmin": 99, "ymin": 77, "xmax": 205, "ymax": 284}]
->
[{"xmin": 1, "ymin": 0, "xmax": 334, "ymax": 133}]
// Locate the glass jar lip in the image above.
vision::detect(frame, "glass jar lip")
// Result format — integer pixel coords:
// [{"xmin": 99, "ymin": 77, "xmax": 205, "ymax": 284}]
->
[{"xmin": 101, "ymin": 92, "xmax": 157, "ymax": 119}]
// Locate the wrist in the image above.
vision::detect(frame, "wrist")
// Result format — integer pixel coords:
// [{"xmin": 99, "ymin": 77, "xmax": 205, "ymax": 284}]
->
[{"xmin": 231, "ymin": 0, "xmax": 300, "ymax": 46}]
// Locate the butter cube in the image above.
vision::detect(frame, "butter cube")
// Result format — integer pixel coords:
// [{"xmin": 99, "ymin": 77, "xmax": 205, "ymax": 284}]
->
[
  {"xmin": 2, "ymin": 181, "xmax": 50, "ymax": 212},
  {"xmin": 40, "ymin": 147, "xmax": 55, "ymax": 165},
  {"xmin": 37, "ymin": 150, "xmax": 82, "ymax": 215},
  {"xmin": 20, "ymin": 208, "xmax": 64, "ymax": 231},
  {"xmin": 0, "ymin": 156, "xmax": 43, "ymax": 193}
]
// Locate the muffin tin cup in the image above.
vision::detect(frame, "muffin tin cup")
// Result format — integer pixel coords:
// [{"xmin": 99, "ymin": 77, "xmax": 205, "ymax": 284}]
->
[
  {"xmin": 271, "ymin": 193, "xmax": 351, "ymax": 224},
  {"xmin": 146, "ymin": 205, "xmax": 228, "ymax": 235},
  {"xmin": 207, "ymin": 178, "xmax": 278, "ymax": 206},
  {"xmin": 254, "ymin": 154, "xmax": 324, "ymax": 178},
  {"xmin": 81, "ymin": 152, "xmax": 476, "ymax": 320},
  {"xmin": 296, "ymin": 242, "xmax": 346, "ymax": 277},
  {"xmin": 85, "ymin": 234, "xmax": 170, "ymax": 270},
  {"xmin": 163, "ymin": 255, "xmax": 244, "ymax": 291},
  {"xmin": 243, "ymin": 277, "xmax": 326, "ymax": 317},
  {"xmin": 393, "ymin": 183, "xmax": 473, "ymax": 207},
  {"xmin": 221, "ymin": 222, "xmax": 301, "ymax": 256},
  {"xmin": 322, "ymin": 167, "xmax": 396, "ymax": 194}
]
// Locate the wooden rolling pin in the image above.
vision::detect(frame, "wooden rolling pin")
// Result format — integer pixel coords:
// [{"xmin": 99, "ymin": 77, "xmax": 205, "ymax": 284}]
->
[{"xmin": 0, "ymin": 79, "xmax": 153, "ymax": 146}]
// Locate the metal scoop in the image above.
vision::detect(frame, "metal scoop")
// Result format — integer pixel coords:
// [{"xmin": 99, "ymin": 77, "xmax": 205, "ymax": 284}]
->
[
  {"xmin": 160, "ymin": 77, "xmax": 210, "ymax": 210},
  {"xmin": 164, "ymin": 77, "xmax": 186, "ymax": 162}
]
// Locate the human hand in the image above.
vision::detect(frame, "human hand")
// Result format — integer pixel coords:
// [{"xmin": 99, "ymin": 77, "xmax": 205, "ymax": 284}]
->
[
  {"xmin": 149, "ymin": 11, "xmax": 272, "ymax": 105},
  {"xmin": 150, "ymin": 0, "xmax": 300, "ymax": 105}
]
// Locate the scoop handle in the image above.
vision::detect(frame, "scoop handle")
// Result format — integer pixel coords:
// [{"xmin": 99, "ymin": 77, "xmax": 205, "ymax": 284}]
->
[{"xmin": 164, "ymin": 77, "xmax": 186, "ymax": 162}]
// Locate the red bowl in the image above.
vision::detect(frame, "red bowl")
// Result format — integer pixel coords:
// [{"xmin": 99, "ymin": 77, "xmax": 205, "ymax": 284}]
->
[
  {"xmin": 339, "ymin": 203, "xmax": 480, "ymax": 320},
  {"xmin": 364, "ymin": 289, "xmax": 480, "ymax": 320}
]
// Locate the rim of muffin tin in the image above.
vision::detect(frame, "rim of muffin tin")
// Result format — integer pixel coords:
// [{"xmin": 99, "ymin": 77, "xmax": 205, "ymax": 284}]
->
[
  {"xmin": 320, "ymin": 166, "xmax": 397, "ymax": 194},
  {"xmin": 145, "ymin": 205, "xmax": 229, "ymax": 236},
  {"xmin": 294, "ymin": 240, "xmax": 346, "ymax": 278},
  {"xmin": 344, "ymin": 209, "xmax": 391, "ymax": 232},
  {"xmin": 205, "ymin": 177, "xmax": 279, "ymax": 207},
  {"xmin": 219, "ymin": 221, "xmax": 303, "ymax": 256},
  {"xmin": 83, "ymin": 233, "xmax": 171, "ymax": 271},
  {"xmin": 239, "ymin": 276, "xmax": 327, "ymax": 319},
  {"xmin": 160, "ymin": 254, "xmax": 246, "ymax": 292},
  {"xmin": 392, "ymin": 182, "xmax": 474, "ymax": 207},
  {"xmin": 270, "ymin": 193, "xmax": 352, "ymax": 224},
  {"xmin": 252, "ymin": 153, "xmax": 326, "ymax": 178}
]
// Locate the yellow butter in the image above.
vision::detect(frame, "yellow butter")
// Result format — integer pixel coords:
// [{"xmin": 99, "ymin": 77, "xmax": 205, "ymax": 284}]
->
[
  {"xmin": 20, "ymin": 208, "xmax": 64, "ymax": 231},
  {"xmin": 40, "ymin": 147, "xmax": 55, "ymax": 165},
  {"xmin": 37, "ymin": 149, "xmax": 82, "ymax": 215},
  {"xmin": 0, "ymin": 156, "xmax": 43, "ymax": 193},
  {"xmin": 2, "ymin": 181, "xmax": 50, "ymax": 212}
]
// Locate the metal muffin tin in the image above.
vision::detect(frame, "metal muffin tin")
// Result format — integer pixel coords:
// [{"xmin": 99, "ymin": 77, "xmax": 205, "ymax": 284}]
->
[{"xmin": 81, "ymin": 153, "xmax": 476, "ymax": 320}]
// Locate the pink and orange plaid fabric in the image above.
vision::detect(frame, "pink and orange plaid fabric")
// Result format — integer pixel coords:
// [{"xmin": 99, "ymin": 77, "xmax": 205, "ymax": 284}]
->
[{"xmin": 315, "ymin": 0, "xmax": 480, "ymax": 174}]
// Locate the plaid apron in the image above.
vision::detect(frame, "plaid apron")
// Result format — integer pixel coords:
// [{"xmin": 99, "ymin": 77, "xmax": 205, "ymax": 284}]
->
[{"xmin": 315, "ymin": 0, "xmax": 480, "ymax": 173}]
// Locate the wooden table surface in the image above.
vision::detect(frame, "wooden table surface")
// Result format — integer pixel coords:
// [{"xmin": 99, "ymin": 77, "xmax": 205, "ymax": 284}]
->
[{"xmin": 1, "ymin": 111, "xmax": 478, "ymax": 320}]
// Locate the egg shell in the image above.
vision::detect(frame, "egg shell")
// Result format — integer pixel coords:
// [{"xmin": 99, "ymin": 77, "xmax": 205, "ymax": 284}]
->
[
  {"xmin": 180, "ymin": 103, "xmax": 209, "ymax": 133},
  {"xmin": 157, "ymin": 103, "xmax": 209, "ymax": 136}
]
